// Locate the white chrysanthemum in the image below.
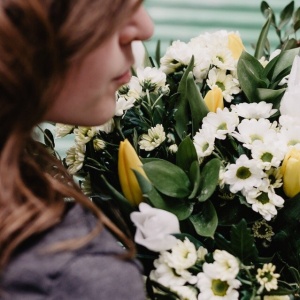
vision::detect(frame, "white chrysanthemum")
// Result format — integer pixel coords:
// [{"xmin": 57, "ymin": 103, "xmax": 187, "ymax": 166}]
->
[
  {"xmin": 150, "ymin": 256, "xmax": 187, "ymax": 288},
  {"xmin": 202, "ymin": 108, "xmax": 239, "ymax": 140},
  {"xmin": 256, "ymin": 263, "xmax": 280, "ymax": 292},
  {"xmin": 211, "ymin": 48, "xmax": 236, "ymax": 71},
  {"xmin": 80, "ymin": 175, "xmax": 92, "ymax": 196},
  {"xmin": 74, "ymin": 126, "xmax": 98, "ymax": 145},
  {"xmin": 139, "ymin": 124, "xmax": 166, "ymax": 151},
  {"xmin": 193, "ymin": 128, "xmax": 215, "ymax": 159},
  {"xmin": 65, "ymin": 144, "xmax": 85, "ymax": 174},
  {"xmin": 55, "ymin": 123, "xmax": 74, "ymax": 138},
  {"xmin": 203, "ymin": 250, "xmax": 240, "ymax": 281},
  {"xmin": 231, "ymin": 118, "xmax": 278, "ymax": 150},
  {"xmin": 171, "ymin": 285, "xmax": 198, "ymax": 300},
  {"xmin": 278, "ymin": 126, "xmax": 300, "ymax": 150},
  {"xmin": 96, "ymin": 119, "xmax": 115, "ymax": 134},
  {"xmin": 279, "ymin": 114, "xmax": 300, "ymax": 130},
  {"xmin": 242, "ymin": 180, "xmax": 284, "ymax": 221},
  {"xmin": 223, "ymin": 155, "xmax": 266, "ymax": 193},
  {"xmin": 168, "ymin": 144, "xmax": 178, "ymax": 154},
  {"xmin": 197, "ymin": 272, "xmax": 241, "ymax": 300},
  {"xmin": 115, "ymin": 96, "xmax": 135, "ymax": 116},
  {"xmin": 160, "ymin": 40, "xmax": 193, "ymax": 74},
  {"xmin": 206, "ymin": 68, "xmax": 240, "ymax": 102},
  {"xmin": 93, "ymin": 138, "xmax": 105, "ymax": 151},
  {"xmin": 192, "ymin": 50, "xmax": 211, "ymax": 83},
  {"xmin": 197, "ymin": 246, "xmax": 208, "ymax": 262},
  {"xmin": 251, "ymin": 141, "xmax": 286, "ymax": 170},
  {"xmin": 163, "ymin": 238, "xmax": 198, "ymax": 271},
  {"xmin": 136, "ymin": 67, "xmax": 167, "ymax": 93},
  {"xmin": 231, "ymin": 102, "xmax": 277, "ymax": 119}
]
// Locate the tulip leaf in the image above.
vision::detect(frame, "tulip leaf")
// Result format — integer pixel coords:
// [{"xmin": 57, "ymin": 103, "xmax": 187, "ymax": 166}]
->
[
  {"xmin": 237, "ymin": 52, "xmax": 267, "ymax": 102},
  {"xmin": 254, "ymin": 9, "xmax": 272, "ymax": 59},
  {"xmin": 133, "ymin": 169, "xmax": 152, "ymax": 194},
  {"xmin": 100, "ymin": 175, "xmax": 134, "ymax": 215},
  {"xmin": 176, "ymin": 136, "xmax": 198, "ymax": 173},
  {"xmin": 264, "ymin": 48, "xmax": 300, "ymax": 82},
  {"xmin": 139, "ymin": 182, "xmax": 193, "ymax": 221},
  {"xmin": 198, "ymin": 158, "xmax": 221, "ymax": 202},
  {"xmin": 256, "ymin": 87, "xmax": 286, "ymax": 107},
  {"xmin": 188, "ymin": 161, "xmax": 201, "ymax": 199},
  {"xmin": 189, "ymin": 200, "xmax": 218, "ymax": 238},
  {"xmin": 186, "ymin": 72, "xmax": 209, "ymax": 135},
  {"xmin": 143, "ymin": 160, "xmax": 191, "ymax": 198},
  {"xmin": 175, "ymin": 56, "xmax": 194, "ymax": 139},
  {"xmin": 278, "ymin": 1, "xmax": 294, "ymax": 30}
]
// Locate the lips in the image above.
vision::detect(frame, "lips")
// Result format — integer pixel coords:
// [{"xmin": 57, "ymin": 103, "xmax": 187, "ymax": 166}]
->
[{"xmin": 113, "ymin": 69, "xmax": 132, "ymax": 85}]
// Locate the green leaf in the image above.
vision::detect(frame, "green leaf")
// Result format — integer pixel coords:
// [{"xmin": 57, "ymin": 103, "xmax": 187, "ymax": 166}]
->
[
  {"xmin": 176, "ymin": 136, "xmax": 198, "ymax": 173},
  {"xmin": 256, "ymin": 87, "xmax": 286, "ymax": 106},
  {"xmin": 146, "ymin": 187, "xmax": 193, "ymax": 221},
  {"xmin": 278, "ymin": 1, "xmax": 294, "ymax": 30},
  {"xmin": 237, "ymin": 52, "xmax": 267, "ymax": 102},
  {"xmin": 189, "ymin": 200, "xmax": 218, "ymax": 238},
  {"xmin": 188, "ymin": 161, "xmax": 201, "ymax": 199},
  {"xmin": 175, "ymin": 56, "xmax": 195, "ymax": 139},
  {"xmin": 264, "ymin": 48, "xmax": 299, "ymax": 84},
  {"xmin": 198, "ymin": 158, "xmax": 221, "ymax": 202},
  {"xmin": 230, "ymin": 219, "xmax": 258, "ymax": 264},
  {"xmin": 186, "ymin": 72, "xmax": 209, "ymax": 135},
  {"xmin": 255, "ymin": 9, "xmax": 273, "ymax": 59},
  {"xmin": 143, "ymin": 160, "xmax": 191, "ymax": 198},
  {"xmin": 100, "ymin": 175, "xmax": 134, "ymax": 215}
]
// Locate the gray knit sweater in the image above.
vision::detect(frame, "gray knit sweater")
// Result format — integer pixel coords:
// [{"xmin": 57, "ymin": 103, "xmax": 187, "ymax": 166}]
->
[{"xmin": 0, "ymin": 204, "xmax": 145, "ymax": 299}]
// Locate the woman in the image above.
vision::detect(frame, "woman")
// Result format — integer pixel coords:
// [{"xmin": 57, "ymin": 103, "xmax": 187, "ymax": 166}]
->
[{"xmin": 0, "ymin": 0, "xmax": 153, "ymax": 299}]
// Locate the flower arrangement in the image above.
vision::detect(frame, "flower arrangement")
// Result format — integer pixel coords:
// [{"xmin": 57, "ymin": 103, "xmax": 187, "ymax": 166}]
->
[{"xmin": 53, "ymin": 2, "xmax": 300, "ymax": 299}]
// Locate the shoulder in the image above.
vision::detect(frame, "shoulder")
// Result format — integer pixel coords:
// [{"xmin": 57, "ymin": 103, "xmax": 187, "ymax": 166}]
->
[{"xmin": 1, "ymin": 204, "xmax": 145, "ymax": 300}]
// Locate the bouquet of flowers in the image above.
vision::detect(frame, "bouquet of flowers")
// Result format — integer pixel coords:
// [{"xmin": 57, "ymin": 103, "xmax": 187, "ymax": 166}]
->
[{"xmin": 53, "ymin": 1, "xmax": 300, "ymax": 299}]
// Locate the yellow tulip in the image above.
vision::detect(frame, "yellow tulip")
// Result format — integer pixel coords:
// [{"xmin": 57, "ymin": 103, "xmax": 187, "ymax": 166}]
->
[
  {"xmin": 204, "ymin": 86, "xmax": 224, "ymax": 112},
  {"xmin": 281, "ymin": 148, "xmax": 300, "ymax": 198},
  {"xmin": 228, "ymin": 33, "xmax": 245, "ymax": 60},
  {"xmin": 118, "ymin": 139, "xmax": 148, "ymax": 206}
]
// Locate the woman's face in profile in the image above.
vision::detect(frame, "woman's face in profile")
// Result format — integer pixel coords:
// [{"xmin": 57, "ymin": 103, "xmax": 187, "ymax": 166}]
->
[{"xmin": 45, "ymin": 0, "xmax": 154, "ymax": 126}]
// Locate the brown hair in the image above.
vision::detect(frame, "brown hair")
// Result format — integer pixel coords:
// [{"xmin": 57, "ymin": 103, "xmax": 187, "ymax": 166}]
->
[{"xmin": 0, "ymin": 0, "xmax": 138, "ymax": 269}]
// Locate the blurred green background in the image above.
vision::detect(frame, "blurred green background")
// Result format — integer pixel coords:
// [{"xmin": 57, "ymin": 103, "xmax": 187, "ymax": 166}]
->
[{"xmin": 144, "ymin": 0, "xmax": 300, "ymax": 56}]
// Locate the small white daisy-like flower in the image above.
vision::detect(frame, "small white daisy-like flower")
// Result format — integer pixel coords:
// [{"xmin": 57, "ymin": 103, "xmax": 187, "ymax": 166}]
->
[
  {"xmin": 203, "ymin": 250, "xmax": 240, "ymax": 281},
  {"xmin": 74, "ymin": 126, "xmax": 98, "ymax": 145},
  {"xmin": 93, "ymin": 138, "xmax": 105, "ymax": 151},
  {"xmin": 65, "ymin": 144, "xmax": 85, "ymax": 174},
  {"xmin": 168, "ymin": 144, "xmax": 178, "ymax": 154},
  {"xmin": 80, "ymin": 175, "xmax": 92, "ymax": 196},
  {"xmin": 256, "ymin": 263, "xmax": 280, "ymax": 292},
  {"xmin": 206, "ymin": 68, "xmax": 240, "ymax": 102},
  {"xmin": 192, "ymin": 49, "xmax": 211, "ymax": 83},
  {"xmin": 211, "ymin": 48, "xmax": 236, "ymax": 71},
  {"xmin": 265, "ymin": 167, "xmax": 283, "ymax": 189},
  {"xmin": 223, "ymin": 155, "xmax": 266, "ymax": 193},
  {"xmin": 160, "ymin": 40, "xmax": 193, "ymax": 74},
  {"xmin": 115, "ymin": 96, "xmax": 135, "ymax": 116},
  {"xmin": 55, "ymin": 123, "xmax": 74, "ymax": 138},
  {"xmin": 136, "ymin": 67, "xmax": 167, "ymax": 93},
  {"xmin": 193, "ymin": 128, "xmax": 216, "ymax": 159},
  {"xmin": 232, "ymin": 118, "xmax": 278, "ymax": 149},
  {"xmin": 251, "ymin": 140, "xmax": 286, "ymax": 170},
  {"xmin": 197, "ymin": 272, "xmax": 241, "ymax": 300},
  {"xmin": 163, "ymin": 238, "xmax": 198, "ymax": 271},
  {"xmin": 171, "ymin": 285, "xmax": 198, "ymax": 300},
  {"xmin": 202, "ymin": 107, "xmax": 239, "ymax": 140},
  {"xmin": 96, "ymin": 119, "xmax": 115, "ymax": 134},
  {"xmin": 242, "ymin": 180, "xmax": 284, "ymax": 221},
  {"xmin": 231, "ymin": 102, "xmax": 277, "ymax": 119},
  {"xmin": 150, "ymin": 256, "xmax": 187, "ymax": 288},
  {"xmin": 278, "ymin": 125, "xmax": 300, "ymax": 149},
  {"xmin": 139, "ymin": 124, "xmax": 166, "ymax": 151},
  {"xmin": 197, "ymin": 246, "xmax": 208, "ymax": 262}
]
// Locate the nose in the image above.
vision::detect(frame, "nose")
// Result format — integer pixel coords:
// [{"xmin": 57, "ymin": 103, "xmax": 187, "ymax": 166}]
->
[{"xmin": 119, "ymin": 5, "xmax": 154, "ymax": 45}]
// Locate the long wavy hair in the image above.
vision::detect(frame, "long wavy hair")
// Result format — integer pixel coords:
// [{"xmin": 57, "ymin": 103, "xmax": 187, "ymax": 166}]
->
[{"xmin": 0, "ymin": 0, "xmax": 139, "ymax": 269}]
